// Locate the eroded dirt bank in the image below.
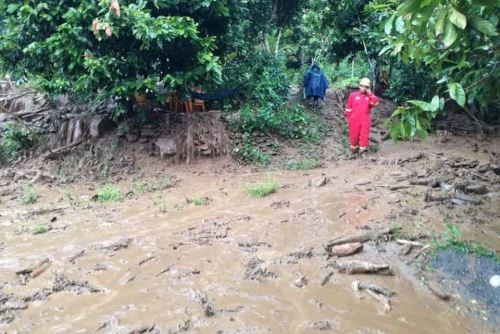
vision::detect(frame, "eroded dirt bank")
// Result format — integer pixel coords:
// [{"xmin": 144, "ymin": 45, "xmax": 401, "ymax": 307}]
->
[{"xmin": 1, "ymin": 136, "xmax": 499, "ymax": 334}]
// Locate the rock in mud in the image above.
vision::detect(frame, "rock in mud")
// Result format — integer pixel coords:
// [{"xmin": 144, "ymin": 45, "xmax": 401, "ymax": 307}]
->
[
  {"xmin": 244, "ymin": 258, "xmax": 277, "ymax": 282},
  {"xmin": 489, "ymin": 275, "xmax": 500, "ymax": 288},
  {"xmin": 302, "ymin": 319, "xmax": 337, "ymax": 331},
  {"xmin": 326, "ymin": 242, "xmax": 363, "ymax": 257},
  {"xmin": 95, "ymin": 237, "xmax": 133, "ymax": 251},
  {"xmin": 293, "ymin": 272, "xmax": 308, "ymax": 288},
  {"xmin": 312, "ymin": 176, "xmax": 327, "ymax": 188}
]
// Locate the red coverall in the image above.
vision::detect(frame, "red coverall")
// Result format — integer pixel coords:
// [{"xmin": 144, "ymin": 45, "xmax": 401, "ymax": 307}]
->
[{"xmin": 345, "ymin": 91, "xmax": 379, "ymax": 153}]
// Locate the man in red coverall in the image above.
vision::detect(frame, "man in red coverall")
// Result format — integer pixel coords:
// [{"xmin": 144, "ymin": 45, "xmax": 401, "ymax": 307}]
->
[{"xmin": 345, "ymin": 78, "xmax": 379, "ymax": 154}]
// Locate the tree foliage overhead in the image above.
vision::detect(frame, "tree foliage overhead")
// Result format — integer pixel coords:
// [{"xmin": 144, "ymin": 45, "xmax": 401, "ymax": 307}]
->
[{"xmin": 0, "ymin": 0, "xmax": 228, "ymax": 109}]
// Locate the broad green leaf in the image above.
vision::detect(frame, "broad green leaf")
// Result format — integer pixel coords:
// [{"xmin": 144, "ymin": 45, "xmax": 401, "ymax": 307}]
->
[
  {"xmin": 416, "ymin": 129, "xmax": 429, "ymax": 141},
  {"xmin": 470, "ymin": 17, "xmax": 499, "ymax": 36},
  {"xmin": 448, "ymin": 82, "xmax": 466, "ymax": 107},
  {"xmin": 390, "ymin": 121, "xmax": 401, "ymax": 142},
  {"xmin": 408, "ymin": 100, "xmax": 433, "ymax": 111},
  {"xmin": 430, "ymin": 95, "xmax": 440, "ymax": 112},
  {"xmin": 396, "ymin": 0, "xmax": 421, "ymax": 16},
  {"xmin": 448, "ymin": 7, "xmax": 467, "ymax": 30},
  {"xmin": 435, "ymin": 9, "xmax": 448, "ymax": 36},
  {"xmin": 443, "ymin": 22, "xmax": 458, "ymax": 47},
  {"xmin": 378, "ymin": 45, "xmax": 391, "ymax": 56},
  {"xmin": 395, "ymin": 16, "xmax": 405, "ymax": 33},
  {"xmin": 384, "ymin": 13, "xmax": 396, "ymax": 35}
]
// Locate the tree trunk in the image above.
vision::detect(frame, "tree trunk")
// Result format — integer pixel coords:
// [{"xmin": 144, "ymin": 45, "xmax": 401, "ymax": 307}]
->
[{"xmin": 275, "ymin": 29, "xmax": 282, "ymax": 58}]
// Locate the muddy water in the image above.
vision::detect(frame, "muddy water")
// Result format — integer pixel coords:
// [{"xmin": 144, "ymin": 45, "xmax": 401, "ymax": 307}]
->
[{"xmin": 1, "ymin": 154, "xmax": 498, "ymax": 333}]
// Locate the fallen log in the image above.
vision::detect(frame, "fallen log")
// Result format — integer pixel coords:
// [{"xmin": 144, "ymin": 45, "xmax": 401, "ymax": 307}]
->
[
  {"xmin": 399, "ymin": 244, "xmax": 413, "ymax": 256},
  {"xmin": 352, "ymin": 280, "xmax": 396, "ymax": 297},
  {"xmin": 352, "ymin": 280, "xmax": 393, "ymax": 313},
  {"xmin": 67, "ymin": 249, "xmax": 85, "ymax": 264},
  {"xmin": 452, "ymin": 160, "xmax": 479, "ymax": 169},
  {"xmin": 407, "ymin": 244, "xmax": 430, "ymax": 265},
  {"xmin": 336, "ymin": 260, "xmax": 393, "ymax": 275},
  {"xmin": 396, "ymin": 239, "xmax": 423, "ymax": 247},
  {"xmin": 427, "ymin": 281, "xmax": 450, "ymax": 300},
  {"xmin": 424, "ymin": 193, "xmax": 450, "ymax": 203},
  {"xmin": 31, "ymin": 261, "xmax": 51, "ymax": 278},
  {"xmin": 454, "ymin": 192, "xmax": 482, "ymax": 205},
  {"xmin": 16, "ymin": 257, "xmax": 50, "ymax": 276},
  {"xmin": 325, "ymin": 227, "xmax": 397, "ymax": 248},
  {"xmin": 326, "ymin": 242, "xmax": 363, "ymax": 257},
  {"xmin": 43, "ymin": 140, "xmax": 82, "ymax": 160},
  {"xmin": 320, "ymin": 271, "xmax": 334, "ymax": 286}
]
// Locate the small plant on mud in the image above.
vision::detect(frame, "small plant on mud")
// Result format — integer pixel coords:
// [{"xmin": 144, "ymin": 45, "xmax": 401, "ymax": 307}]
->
[
  {"xmin": 64, "ymin": 191, "xmax": 77, "ymax": 208},
  {"xmin": 245, "ymin": 181, "xmax": 279, "ymax": 198},
  {"xmin": 235, "ymin": 134, "xmax": 271, "ymax": 167},
  {"xmin": 31, "ymin": 224, "xmax": 48, "ymax": 235},
  {"xmin": 155, "ymin": 194, "xmax": 167, "ymax": 213},
  {"xmin": 433, "ymin": 224, "xmax": 499, "ymax": 262},
  {"xmin": 185, "ymin": 196, "xmax": 211, "ymax": 206},
  {"xmin": 130, "ymin": 176, "xmax": 173, "ymax": 196},
  {"xmin": 0, "ymin": 122, "xmax": 35, "ymax": 164},
  {"xmin": 21, "ymin": 185, "xmax": 38, "ymax": 204},
  {"xmin": 287, "ymin": 158, "xmax": 321, "ymax": 171},
  {"xmin": 96, "ymin": 185, "xmax": 122, "ymax": 202},
  {"xmin": 131, "ymin": 179, "xmax": 152, "ymax": 195}
]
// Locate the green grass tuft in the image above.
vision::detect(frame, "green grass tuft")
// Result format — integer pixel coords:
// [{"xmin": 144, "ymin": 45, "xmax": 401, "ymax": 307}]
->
[
  {"xmin": 287, "ymin": 158, "xmax": 321, "ymax": 171},
  {"xmin": 32, "ymin": 224, "xmax": 48, "ymax": 235},
  {"xmin": 245, "ymin": 181, "xmax": 280, "ymax": 198},
  {"xmin": 96, "ymin": 185, "xmax": 122, "ymax": 202},
  {"xmin": 21, "ymin": 185, "xmax": 38, "ymax": 204}
]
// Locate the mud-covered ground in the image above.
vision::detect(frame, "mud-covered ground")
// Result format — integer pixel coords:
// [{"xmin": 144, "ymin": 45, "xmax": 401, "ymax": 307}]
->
[{"xmin": 1, "ymin": 131, "xmax": 499, "ymax": 333}]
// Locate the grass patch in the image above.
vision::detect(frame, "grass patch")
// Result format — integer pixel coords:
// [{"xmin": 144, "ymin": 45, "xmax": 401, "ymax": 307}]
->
[
  {"xmin": 130, "ymin": 176, "xmax": 173, "ymax": 196},
  {"xmin": 31, "ymin": 224, "xmax": 48, "ymax": 235},
  {"xmin": 245, "ymin": 181, "xmax": 279, "ymax": 198},
  {"xmin": 96, "ymin": 185, "xmax": 122, "ymax": 202},
  {"xmin": 21, "ymin": 185, "xmax": 38, "ymax": 204},
  {"xmin": 185, "ymin": 196, "xmax": 211, "ymax": 206},
  {"xmin": 433, "ymin": 224, "xmax": 499, "ymax": 262},
  {"xmin": 287, "ymin": 158, "xmax": 321, "ymax": 171},
  {"xmin": 155, "ymin": 193, "xmax": 167, "ymax": 213}
]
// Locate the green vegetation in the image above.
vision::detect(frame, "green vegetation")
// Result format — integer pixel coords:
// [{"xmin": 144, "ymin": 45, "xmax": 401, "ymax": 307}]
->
[
  {"xmin": 96, "ymin": 185, "xmax": 122, "ymax": 202},
  {"xmin": 245, "ymin": 181, "xmax": 280, "ymax": 198},
  {"xmin": 0, "ymin": 0, "xmax": 497, "ymax": 150},
  {"xmin": 433, "ymin": 224, "xmax": 499, "ymax": 262},
  {"xmin": 235, "ymin": 134, "xmax": 271, "ymax": 167},
  {"xmin": 0, "ymin": 123, "xmax": 35, "ymax": 164},
  {"xmin": 185, "ymin": 196, "xmax": 211, "ymax": 206},
  {"xmin": 130, "ymin": 176, "xmax": 173, "ymax": 196},
  {"xmin": 287, "ymin": 158, "xmax": 321, "ymax": 171},
  {"xmin": 31, "ymin": 224, "xmax": 49, "ymax": 235},
  {"xmin": 21, "ymin": 185, "xmax": 38, "ymax": 204},
  {"xmin": 155, "ymin": 194, "xmax": 167, "ymax": 213}
]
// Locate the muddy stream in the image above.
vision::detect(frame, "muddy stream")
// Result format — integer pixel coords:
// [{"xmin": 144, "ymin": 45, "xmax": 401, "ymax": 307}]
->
[{"xmin": 1, "ymin": 139, "xmax": 499, "ymax": 333}]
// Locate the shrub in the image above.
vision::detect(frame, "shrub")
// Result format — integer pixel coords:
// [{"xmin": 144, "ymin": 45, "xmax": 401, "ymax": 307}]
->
[
  {"xmin": 96, "ymin": 185, "xmax": 122, "ymax": 202},
  {"xmin": 21, "ymin": 185, "xmax": 38, "ymax": 204},
  {"xmin": 0, "ymin": 122, "xmax": 35, "ymax": 163},
  {"xmin": 287, "ymin": 158, "xmax": 321, "ymax": 171},
  {"xmin": 245, "ymin": 181, "xmax": 279, "ymax": 198},
  {"xmin": 32, "ymin": 224, "xmax": 49, "ymax": 235}
]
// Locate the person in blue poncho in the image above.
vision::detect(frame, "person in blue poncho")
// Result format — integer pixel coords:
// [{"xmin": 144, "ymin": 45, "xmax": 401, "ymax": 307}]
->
[{"xmin": 304, "ymin": 64, "xmax": 329, "ymax": 107}]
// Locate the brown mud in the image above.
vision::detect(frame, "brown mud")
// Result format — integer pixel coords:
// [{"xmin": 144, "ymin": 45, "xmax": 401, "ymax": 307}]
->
[{"xmin": 1, "ymin": 133, "xmax": 499, "ymax": 333}]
